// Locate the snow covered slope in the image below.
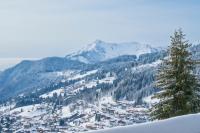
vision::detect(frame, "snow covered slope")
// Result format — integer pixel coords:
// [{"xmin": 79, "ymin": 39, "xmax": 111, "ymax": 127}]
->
[
  {"xmin": 66, "ymin": 40, "xmax": 160, "ymax": 63},
  {"xmin": 89, "ymin": 113, "xmax": 200, "ymax": 133},
  {"xmin": 0, "ymin": 57, "xmax": 87, "ymax": 101}
]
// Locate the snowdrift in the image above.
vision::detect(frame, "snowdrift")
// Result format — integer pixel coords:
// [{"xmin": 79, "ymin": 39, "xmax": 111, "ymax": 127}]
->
[{"xmin": 88, "ymin": 113, "xmax": 200, "ymax": 133}]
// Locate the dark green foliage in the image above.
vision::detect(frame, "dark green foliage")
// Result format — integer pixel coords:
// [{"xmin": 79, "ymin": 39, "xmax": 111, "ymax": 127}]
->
[
  {"xmin": 59, "ymin": 119, "xmax": 65, "ymax": 126},
  {"xmin": 151, "ymin": 29, "xmax": 200, "ymax": 120}
]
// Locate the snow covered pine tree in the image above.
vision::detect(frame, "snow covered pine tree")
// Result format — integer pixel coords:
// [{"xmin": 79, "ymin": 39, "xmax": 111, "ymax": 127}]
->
[{"xmin": 151, "ymin": 29, "xmax": 200, "ymax": 120}]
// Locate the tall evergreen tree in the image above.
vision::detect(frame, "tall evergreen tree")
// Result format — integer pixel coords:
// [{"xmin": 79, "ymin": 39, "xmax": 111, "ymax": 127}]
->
[{"xmin": 151, "ymin": 29, "xmax": 200, "ymax": 120}]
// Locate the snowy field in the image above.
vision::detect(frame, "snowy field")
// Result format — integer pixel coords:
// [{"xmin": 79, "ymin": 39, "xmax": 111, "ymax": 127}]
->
[{"xmin": 88, "ymin": 113, "xmax": 200, "ymax": 133}]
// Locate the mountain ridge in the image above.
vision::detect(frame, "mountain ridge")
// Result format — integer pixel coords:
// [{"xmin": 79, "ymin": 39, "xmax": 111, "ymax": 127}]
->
[
  {"xmin": 66, "ymin": 40, "xmax": 162, "ymax": 63},
  {"xmin": 0, "ymin": 41, "xmax": 199, "ymax": 102}
]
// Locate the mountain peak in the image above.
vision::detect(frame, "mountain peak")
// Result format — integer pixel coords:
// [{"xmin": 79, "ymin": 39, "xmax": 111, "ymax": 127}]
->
[
  {"xmin": 83, "ymin": 40, "xmax": 106, "ymax": 52},
  {"xmin": 94, "ymin": 39, "xmax": 104, "ymax": 44},
  {"xmin": 66, "ymin": 40, "xmax": 161, "ymax": 63}
]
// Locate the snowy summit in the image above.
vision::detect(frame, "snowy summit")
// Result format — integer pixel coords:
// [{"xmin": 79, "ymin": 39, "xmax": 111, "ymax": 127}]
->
[{"xmin": 66, "ymin": 40, "xmax": 160, "ymax": 63}]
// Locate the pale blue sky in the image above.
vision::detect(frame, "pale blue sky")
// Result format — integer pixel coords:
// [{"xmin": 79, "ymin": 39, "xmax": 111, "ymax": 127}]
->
[{"xmin": 0, "ymin": 0, "xmax": 199, "ymax": 58}]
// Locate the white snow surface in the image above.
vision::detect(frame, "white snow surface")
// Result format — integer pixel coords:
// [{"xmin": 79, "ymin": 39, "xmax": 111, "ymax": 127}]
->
[
  {"xmin": 132, "ymin": 60, "xmax": 162, "ymax": 72},
  {"xmin": 69, "ymin": 70, "xmax": 98, "ymax": 80},
  {"xmin": 10, "ymin": 104, "xmax": 45, "ymax": 118},
  {"xmin": 61, "ymin": 106, "xmax": 72, "ymax": 118},
  {"xmin": 72, "ymin": 76, "xmax": 115, "ymax": 94},
  {"xmin": 40, "ymin": 88, "xmax": 65, "ymax": 98},
  {"xmin": 83, "ymin": 40, "xmax": 155, "ymax": 57},
  {"xmin": 143, "ymin": 95, "xmax": 159, "ymax": 105},
  {"xmin": 88, "ymin": 113, "xmax": 200, "ymax": 133}
]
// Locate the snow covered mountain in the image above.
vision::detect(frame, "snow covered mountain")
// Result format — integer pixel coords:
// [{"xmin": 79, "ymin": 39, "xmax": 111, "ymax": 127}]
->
[
  {"xmin": 66, "ymin": 40, "xmax": 161, "ymax": 63},
  {"xmin": 0, "ymin": 41, "xmax": 199, "ymax": 132},
  {"xmin": 0, "ymin": 40, "xmax": 163, "ymax": 102},
  {"xmin": 0, "ymin": 57, "xmax": 87, "ymax": 101}
]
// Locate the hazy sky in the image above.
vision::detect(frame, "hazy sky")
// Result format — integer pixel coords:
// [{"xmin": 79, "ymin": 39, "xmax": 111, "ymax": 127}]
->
[{"xmin": 0, "ymin": 0, "xmax": 199, "ymax": 58}]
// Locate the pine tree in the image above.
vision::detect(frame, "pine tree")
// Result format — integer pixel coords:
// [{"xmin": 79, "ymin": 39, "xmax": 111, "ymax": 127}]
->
[{"xmin": 151, "ymin": 29, "xmax": 200, "ymax": 120}]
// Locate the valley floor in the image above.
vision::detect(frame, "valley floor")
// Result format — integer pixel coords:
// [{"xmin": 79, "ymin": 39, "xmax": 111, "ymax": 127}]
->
[{"xmin": 0, "ymin": 99, "xmax": 149, "ymax": 133}]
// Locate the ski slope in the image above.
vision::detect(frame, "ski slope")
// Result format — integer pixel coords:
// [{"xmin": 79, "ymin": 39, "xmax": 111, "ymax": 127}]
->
[{"xmin": 88, "ymin": 113, "xmax": 200, "ymax": 133}]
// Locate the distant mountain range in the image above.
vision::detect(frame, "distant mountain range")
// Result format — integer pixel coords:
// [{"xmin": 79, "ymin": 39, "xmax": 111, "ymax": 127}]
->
[{"xmin": 0, "ymin": 40, "xmax": 199, "ymax": 103}]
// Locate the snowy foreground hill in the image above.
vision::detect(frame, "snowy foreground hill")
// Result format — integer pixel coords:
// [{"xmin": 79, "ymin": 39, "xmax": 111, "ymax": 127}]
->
[{"xmin": 89, "ymin": 113, "xmax": 200, "ymax": 133}]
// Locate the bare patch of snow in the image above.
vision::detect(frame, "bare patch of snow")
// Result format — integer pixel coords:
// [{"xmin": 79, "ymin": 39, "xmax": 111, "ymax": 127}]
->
[
  {"xmin": 132, "ymin": 60, "xmax": 162, "ymax": 72},
  {"xmin": 69, "ymin": 70, "xmax": 98, "ymax": 80},
  {"xmin": 40, "ymin": 88, "xmax": 65, "ymax": 98}
]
